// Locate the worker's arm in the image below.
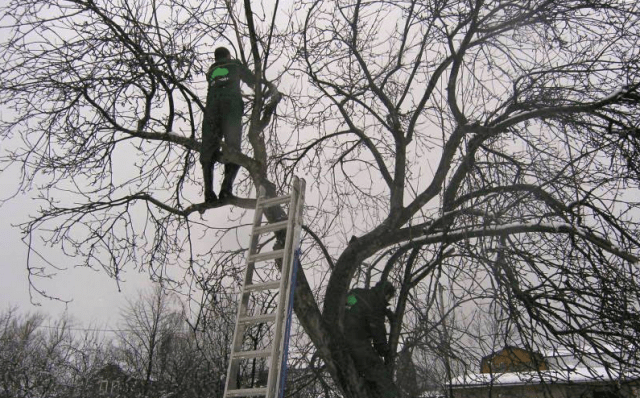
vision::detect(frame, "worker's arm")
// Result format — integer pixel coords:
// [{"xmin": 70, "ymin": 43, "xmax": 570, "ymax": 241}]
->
[
  {"xmin": 237, "ymin": 61, "xmax": 280, "ymax": 103},
  {"xmin": 368, "ymin": 296, "xmax": 390, "ymax": 358},
  {"xmin": 238, "ymin": 61, "xmax": 258, "ymax": 89},
  {"xmin": 386, "ymin": 308, "xmax": 396, "ymax": 323}
]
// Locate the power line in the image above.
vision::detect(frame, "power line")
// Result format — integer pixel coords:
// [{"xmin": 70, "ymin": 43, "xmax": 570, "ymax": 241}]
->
[{"xmin": 34, "ymin": 324, "xmax": 135, "ymax": 333}]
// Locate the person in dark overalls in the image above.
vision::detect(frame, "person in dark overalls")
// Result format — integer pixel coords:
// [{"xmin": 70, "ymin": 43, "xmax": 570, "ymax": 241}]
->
[
  {"xmin": 344, "ymin": 280, "xmax": 399, "ymax": 398},
  {"xmin": 201, "ymin": 47, "xmax": 257, "ymax": 202}
]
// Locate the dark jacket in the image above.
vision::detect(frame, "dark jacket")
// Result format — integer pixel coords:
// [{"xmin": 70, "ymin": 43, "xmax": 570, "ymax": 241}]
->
[
  {"xmin": 344, "ymin": 286, "xmax": 390, "ymax": 356},
  {"xmin": 206, "ymin": 59, "xmax": 256, "ymax": 98}
]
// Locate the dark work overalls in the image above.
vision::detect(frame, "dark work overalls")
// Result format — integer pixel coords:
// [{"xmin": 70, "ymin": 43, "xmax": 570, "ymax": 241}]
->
[
  {"xmin": 344, "ymin": 285, "xmax": 399, "ymax": 398},
  {"xmin": 201, "ymin": 58, "xmax": 256, "ymax": 201}
]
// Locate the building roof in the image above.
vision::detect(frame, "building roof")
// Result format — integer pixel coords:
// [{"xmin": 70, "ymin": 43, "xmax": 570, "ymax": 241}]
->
[
  {"xmin": 450, "ymin": 367, "xmax": 640, "ymax": 388},
  {"xmin": 541, "ymin": 342, "xmax": 620, "ymax": 359},
  {"xmin": 481, "ymin": 345, "xmax": 540, "ymax": 361}
]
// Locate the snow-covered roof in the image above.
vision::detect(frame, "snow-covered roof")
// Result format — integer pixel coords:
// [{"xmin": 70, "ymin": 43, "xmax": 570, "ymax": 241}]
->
[
  {"xmin": 541, "ymin": 343, "xmax": 619, "ymax": 359},
  {"xmin": 450, "ymin": 367, "xmax": 640, "ymax": 388}
]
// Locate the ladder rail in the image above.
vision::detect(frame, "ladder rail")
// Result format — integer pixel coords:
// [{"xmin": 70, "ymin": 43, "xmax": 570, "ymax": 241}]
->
[
  {"xmin": 266, "ymin": 177, "xmax": 305, "ymax": 398},
  {"xmin": 272, "ymin": 179, "xmax": 305, "ymax": 398},
  {"xmin": 277, "ymin": 248, "xmax": 301, "ymax": 398}
]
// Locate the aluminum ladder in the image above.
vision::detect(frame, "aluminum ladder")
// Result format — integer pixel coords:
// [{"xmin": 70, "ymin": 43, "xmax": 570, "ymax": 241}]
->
[{"xmin": 223, "ymin": 177, "xmax": 305, "ymax": 398}]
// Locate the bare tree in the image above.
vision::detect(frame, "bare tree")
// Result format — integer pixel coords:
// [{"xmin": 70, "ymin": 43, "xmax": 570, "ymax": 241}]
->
[
  {"xmin": 0, "ymin": 308, "xmax": 74, "ymax": 398},
  {"xmin": 116, "ymin": 283, "xmax": 184, "ymax": 396},
  {"xmin": 182, "ymin": 286, "xmax": 237, "ymax": 398},
  {"xmin": 116, "ymin": 282, "xmax": 236, "ymax": 398},
  {"xmin": 2, "ymin": 0, "xmax": 640, "ymax": 397},
  {"xmin": 63, "ymin": 327, "xmax": 117, "ymax": 398}
]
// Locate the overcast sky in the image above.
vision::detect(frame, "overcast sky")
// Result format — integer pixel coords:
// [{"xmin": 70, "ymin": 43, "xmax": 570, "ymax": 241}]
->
[{"xmin": 0, "ymin": 170, "xmax": 153, "ymax": 327}]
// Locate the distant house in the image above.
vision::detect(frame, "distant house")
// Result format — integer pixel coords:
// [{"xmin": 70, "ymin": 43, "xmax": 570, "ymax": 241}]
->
[
  {"xmin": 92, "ymin": 364, "xmax": 167, "ymax": 398},
  {"xmin": 93, "ymin": 364, "xmax": 127, "ymax": 396},
  {"xmin": 479, "ymin": 345, "xmax": 548, "ymax": 374},
  {"xmin": 450, "ymin": 346, "xmax": 640, "ymax": 398}
]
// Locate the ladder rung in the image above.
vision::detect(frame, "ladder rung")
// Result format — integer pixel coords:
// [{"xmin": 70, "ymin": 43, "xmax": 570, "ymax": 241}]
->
[
  {"xmin": 248, "ymin": 249, "xmax": 284, "ymax": 263},
  {"xmin": 253, "ymin": 220, "xmax": 289, "ymax": 235},
  {"xmin": 258, "ymin": 195, "xmax": 291, "ymax": 208},
  {"xmin": 244, "ymin": 280, "xmax": 281, "ymax": 292},
  {"xmin": 238, "ymin": 313, "xmax": 277, "ymax": 325},
  {"xmin": 225, "ymin": 387, "xmax": 268, "ymax": 397},
  {"xmin": 232, "ymin": 348, "xmax": 272, "ymax": 360}
]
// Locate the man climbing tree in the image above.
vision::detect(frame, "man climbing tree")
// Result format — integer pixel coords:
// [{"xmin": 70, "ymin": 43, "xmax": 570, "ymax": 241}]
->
[
  {"xmin": 201, "ymin": 46, "xmax": 257, "ymax": 202},
  {"xmin": 344, "ymin": 281, "xmax": 398, "ymax": 398}
]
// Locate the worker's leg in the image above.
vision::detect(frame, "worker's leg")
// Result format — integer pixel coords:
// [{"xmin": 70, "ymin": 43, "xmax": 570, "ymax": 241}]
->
[
  {"xmin": 370, "ymin": 365, "xmax": 398, "ymax": 398},
  {"xmin": 219, "ymin": 97, "xmax": 244, "ymax": 198},
  {"xmin": 201, "ymin": 100, "xmax": 223, "ymax": 202},
  {"xmin": 220, "ymin": 163, "xmax": 240, "ymax": 199},
  {"xmin": 202, "ymin": 161, "xmax": 215, "ymax": 202},
  {"xmin": 347, "ymin": 341, "xmax": 398, "ymax": 398}
]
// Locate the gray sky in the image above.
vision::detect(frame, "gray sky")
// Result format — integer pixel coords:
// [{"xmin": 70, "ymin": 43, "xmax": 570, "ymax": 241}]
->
[{"xmin": 0, "ymin": 179, "xmax": 153, "ymax": 326}]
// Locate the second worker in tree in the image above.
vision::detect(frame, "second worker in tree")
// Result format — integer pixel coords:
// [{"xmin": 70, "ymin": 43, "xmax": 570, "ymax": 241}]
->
[
  {"xmin": 344, "ymin": 280, "xmax": 399, "ymax": 398},
  {"xmin": 201, "ymin": 46, "xmax": 257, "ymax": 202}
]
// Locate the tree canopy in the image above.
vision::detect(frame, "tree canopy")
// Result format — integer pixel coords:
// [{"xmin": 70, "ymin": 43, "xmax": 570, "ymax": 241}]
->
[{"xmin": 2, "ymin": 0, "xmax": 640, "ymax": 397}]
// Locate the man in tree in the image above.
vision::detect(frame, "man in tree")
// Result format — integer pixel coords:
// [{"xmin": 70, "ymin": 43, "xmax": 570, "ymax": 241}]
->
[
  {"xmin": 201, "ymin": 46, "xmax": 257, "ymax": 202},
  {"xmin": 344, "ymin": 280, "xmax": 399, "ymax": 398}
]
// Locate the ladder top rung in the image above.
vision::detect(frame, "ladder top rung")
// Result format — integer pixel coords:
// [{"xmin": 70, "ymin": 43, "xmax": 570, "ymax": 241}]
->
[
  {"xmin": 244, "ymin": 280, "xmax": 281, "ymax": 292},
  {"xmin": 225, "ymin": 387, "xmax": 268, "ymax": 397},
  {"xmin": 258, "ymin": 195, "xmax": 291, "ymax": 208},
  {"xmin": 253, "ymin": 220, "xmax": 290, "ymax": 235},
  {"xmin": 232, "ymin": 348, "xmax": 272, "ymax": 360},
  {"xmin": 248, "ymin": 249, "xmax": 285, "ymax": 263},
  {"xmin": 239, "ymin": 313, "xmax": 277, "ymax": 325}
]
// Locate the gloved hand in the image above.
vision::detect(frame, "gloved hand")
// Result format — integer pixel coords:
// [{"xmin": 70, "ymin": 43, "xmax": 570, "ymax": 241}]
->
[
  {"xmin": 386, "ymin": 308, "xmax": 396, "ymax": 323},
  {"xmin": 374, "ymin": 343, "xmax": 390, "ymax": 359}
]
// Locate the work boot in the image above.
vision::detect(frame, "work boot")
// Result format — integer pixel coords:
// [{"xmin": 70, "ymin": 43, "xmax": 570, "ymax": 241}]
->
[
  {"xmin": 219, "ymin": 163, "xmax": 239, "ymax": 200},
  {"xmin": 205, "ymin": 190, "xmax": 217, "ymax": 203},
  {"xmin": 218, "ymin": 190, "xmax": 231, "ymax": 200}
]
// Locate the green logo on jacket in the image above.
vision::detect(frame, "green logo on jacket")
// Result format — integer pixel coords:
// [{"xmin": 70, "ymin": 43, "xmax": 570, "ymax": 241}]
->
[
  {"xmin": 211, "ymin": 67, "xmax": 229, "ymax": 79},
  {"xmin": 346, "ymin": 294, "xmax": 357, "ymax": 307}
]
